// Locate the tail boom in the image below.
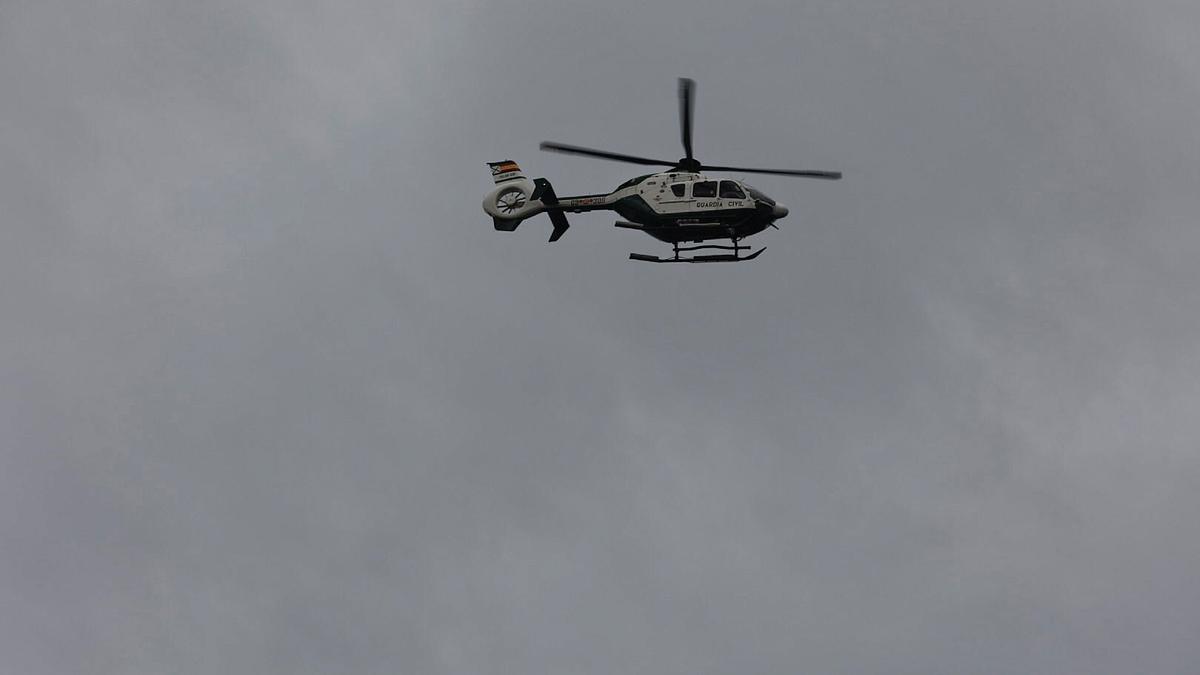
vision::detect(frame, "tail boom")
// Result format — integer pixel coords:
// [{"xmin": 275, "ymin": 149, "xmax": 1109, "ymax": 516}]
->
[{"xmin": 483, "ymin": 161, "xmax": 615, "ymax": 242}]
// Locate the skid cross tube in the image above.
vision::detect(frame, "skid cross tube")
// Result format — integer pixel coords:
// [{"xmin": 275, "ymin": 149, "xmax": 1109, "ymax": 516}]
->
[{"xmin": 674, "ymin": 243, "xmax": 743, "ymax": 253}]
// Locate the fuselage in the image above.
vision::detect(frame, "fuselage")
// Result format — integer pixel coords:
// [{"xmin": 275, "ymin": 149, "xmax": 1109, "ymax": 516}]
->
[{"xmin": 554, "ymin": 171, "xmax": 788, "ymax": 243}]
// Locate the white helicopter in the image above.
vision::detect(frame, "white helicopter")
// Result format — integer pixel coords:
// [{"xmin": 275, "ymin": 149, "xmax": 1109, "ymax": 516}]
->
[{"xmin": 483, "ymin": 78, "xmax": 841, "ymax": 263}]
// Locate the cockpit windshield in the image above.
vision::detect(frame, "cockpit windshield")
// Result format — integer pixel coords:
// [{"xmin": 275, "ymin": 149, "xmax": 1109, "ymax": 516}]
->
[{"xmin": 745, "ymin": 186, "xmax": 775, "ymax": 205}]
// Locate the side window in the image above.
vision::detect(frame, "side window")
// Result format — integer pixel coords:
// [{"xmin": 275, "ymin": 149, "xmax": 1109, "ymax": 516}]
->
[
  {"xmin": 719, "ymin": 181, "xmax": 745, "ymax": 199},
  {"xmin": 692, "ymin": 181, "xmax": 717, "ymax": 198},
  {"xmin": 670, "ymin": 183, "xmax": 687, "ymax": 198}
]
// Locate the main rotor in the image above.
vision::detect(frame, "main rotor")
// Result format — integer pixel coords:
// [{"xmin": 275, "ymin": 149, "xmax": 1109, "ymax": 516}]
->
[{"xmin": 540, "ymin": 78, "xmax": 842, "ymax": 180}]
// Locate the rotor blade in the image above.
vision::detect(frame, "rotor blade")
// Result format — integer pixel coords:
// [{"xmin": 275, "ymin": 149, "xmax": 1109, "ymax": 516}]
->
[
  {"xmin": 701, "ymin": 164, "xmax": 843, "ymax": 179},
  {"xmin": 678, "ymin": 77, "xmax": 695, "ymax": 161},
  {"xmin": 539, "ymin": 142, "xmax": 674, "ymax": 167}
]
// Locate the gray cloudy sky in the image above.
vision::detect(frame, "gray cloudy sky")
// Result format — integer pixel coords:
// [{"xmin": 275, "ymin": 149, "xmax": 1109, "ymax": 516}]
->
[{"xmin": 4, "ymin": 0, "xmax": 1200, "ymax": 673}]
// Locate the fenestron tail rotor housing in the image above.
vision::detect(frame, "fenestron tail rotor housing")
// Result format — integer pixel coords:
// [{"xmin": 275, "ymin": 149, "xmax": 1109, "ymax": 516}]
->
[{"xmin": 495, "ymin": 188, "xmax": 526, "ymax": 215}]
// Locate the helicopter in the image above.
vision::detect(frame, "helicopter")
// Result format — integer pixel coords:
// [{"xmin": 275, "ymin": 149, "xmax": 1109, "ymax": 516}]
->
[{"xmin": 482, "ymin": 78, "xmax": 842, "ymax": 263}]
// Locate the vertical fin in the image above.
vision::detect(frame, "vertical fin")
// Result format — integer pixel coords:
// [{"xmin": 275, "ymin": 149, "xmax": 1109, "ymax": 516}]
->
[
  {"xmin": 487, "ymin": 160, "xmax": 525, "ymax": 184},
  {"xmin": 532, "ymin": 178, "xmax": 570, "ymax": 242}
]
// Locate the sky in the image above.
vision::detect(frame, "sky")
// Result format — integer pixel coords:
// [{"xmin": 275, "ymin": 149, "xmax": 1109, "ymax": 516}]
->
[{"xmin": 3, "ymin": 0, "xmax": 1200, "ymax": 673}]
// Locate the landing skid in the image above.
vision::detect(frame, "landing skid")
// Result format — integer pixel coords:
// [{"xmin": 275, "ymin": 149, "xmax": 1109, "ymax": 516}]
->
[{"xmin": 629, "ymin": 240, "xmax": 764, "ymax": 264}]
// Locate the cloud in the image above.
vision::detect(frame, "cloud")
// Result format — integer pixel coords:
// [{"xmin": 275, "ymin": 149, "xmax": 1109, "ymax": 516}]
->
[{"xmin": 3, "ymin": 1, "xmax": 1200, "ymax": 673}]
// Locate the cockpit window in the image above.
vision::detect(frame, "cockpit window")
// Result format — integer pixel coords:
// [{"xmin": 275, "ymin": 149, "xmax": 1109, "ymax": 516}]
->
[
  {"xmin": 719, "ymin": 181, "xmax": 745, "ymax": 199},
  {"xmin": 670, "ymin": 183, "xmax": 686, "ymax": 197},
  {"xmin": 746, "ymin": 186, "xmax": 775, "ymax": 205},
  {"xmin": 692, "ymin": 181, "xmax": 717, "ymax": 198}
]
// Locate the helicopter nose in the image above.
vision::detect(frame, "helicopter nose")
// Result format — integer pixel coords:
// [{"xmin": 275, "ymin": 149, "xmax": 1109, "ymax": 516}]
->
[{"xmin": 772, "ymin": 203, "xmax": 789, "ymax": 219}]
